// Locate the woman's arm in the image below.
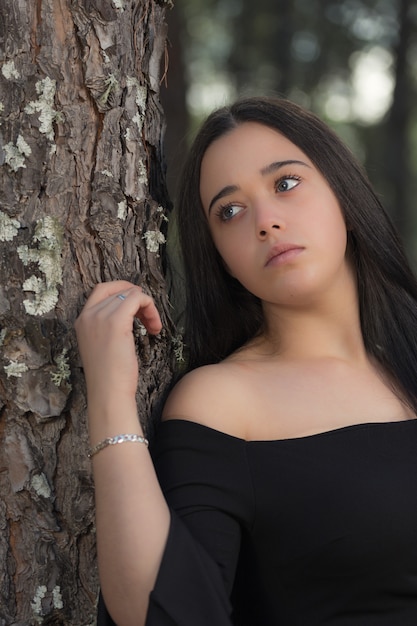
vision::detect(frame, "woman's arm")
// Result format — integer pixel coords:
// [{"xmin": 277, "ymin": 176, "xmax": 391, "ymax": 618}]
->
[{"xmin": 75, "ymin": 281, "xmax": 170, "ymax": 626}]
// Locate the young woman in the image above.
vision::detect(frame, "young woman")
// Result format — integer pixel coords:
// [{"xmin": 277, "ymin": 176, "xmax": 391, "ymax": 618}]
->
[{"xmin": 75, "ymin": 97, "xmax": 417, "ymax": 625}]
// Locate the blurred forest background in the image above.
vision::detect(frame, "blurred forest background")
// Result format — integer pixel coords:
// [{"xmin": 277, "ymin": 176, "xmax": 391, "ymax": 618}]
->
[{"xmin": 161, "ymin": 0, "xmax": 417, "ymax": 264}]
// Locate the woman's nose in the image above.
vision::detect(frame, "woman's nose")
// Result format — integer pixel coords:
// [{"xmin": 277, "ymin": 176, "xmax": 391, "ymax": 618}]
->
[{"xmin": 255, "ymin": 203, "xmax": 285, "ymax": 239}]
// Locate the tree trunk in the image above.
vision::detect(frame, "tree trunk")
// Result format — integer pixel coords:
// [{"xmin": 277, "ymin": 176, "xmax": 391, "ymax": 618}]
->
[{"xmin": 0, "ymin": 0, "xmax": 174, "ymax": 623}]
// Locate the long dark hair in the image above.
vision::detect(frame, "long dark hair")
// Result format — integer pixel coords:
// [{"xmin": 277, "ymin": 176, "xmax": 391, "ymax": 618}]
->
[{"xmin": 175, "ymin": 96, "xmax": 417, "ymax": 412}]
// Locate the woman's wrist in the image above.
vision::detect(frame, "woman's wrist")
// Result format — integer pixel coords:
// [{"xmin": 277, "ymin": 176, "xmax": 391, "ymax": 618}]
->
[
  {"xmin": 88, "ymin": 433, "xmax": 149, "ymax": 459},
  {"xmin": 87, "ymin": 398, "xmax": 143, "ymax": 443}
]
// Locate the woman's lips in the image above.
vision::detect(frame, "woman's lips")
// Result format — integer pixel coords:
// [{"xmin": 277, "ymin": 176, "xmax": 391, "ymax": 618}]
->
[{"xmin": 265, "ymin": 244, "xmax": 304, "ymax": 267}]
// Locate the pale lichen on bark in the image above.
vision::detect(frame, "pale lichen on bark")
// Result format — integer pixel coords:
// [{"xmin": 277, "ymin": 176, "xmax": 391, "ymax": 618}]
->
[
  {"xmin": 0, "ymin": 211, "xmax": 20, "ymax": 241},
  {"xmin": 30, "ymin": 473, "xmax": 52, "ymax": 498},
  {"xmin": 1, "ymin": 60, "xmax": 20, "ymax": 80},
  {"xmin": 112, "ymin": 0, "xmax": 125, "ymax": 10},
  {"xmin": 31, "ymin": 586, "xmax": 48, "ymax": 622},
  {"xmin": 30, "ymin": 582, "xmax": 63, "ymax": 622},
  {"xmin": 117, "ymin": 199, "xmax": 128, "ymax": 220},
  {"xmin": 51, "ymin": 348, "xmax": 72, "ymax": 388},
  {"xmin": 24, "ymin": 77, "xmax": 58, "ymax": 141},
  {"xmin": 18, "ymin": 216, "xmax": 64, "ymax": 316},
  {"xmin": 3, "ymin": 135, "xmax": 32, "ymax": 171},
  {"xmin": 143, "ymin": 229, "xmax": 166, "ymax": 253},
  {"xmin": 4, "ymin": 361, "xmax": 29, "ymax": 378}
]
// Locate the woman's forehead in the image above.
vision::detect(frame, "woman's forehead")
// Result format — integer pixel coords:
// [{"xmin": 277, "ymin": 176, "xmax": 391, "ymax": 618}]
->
[{"xmin": 199, "ymin": 122, "xmax": 312, "ymax": 202}]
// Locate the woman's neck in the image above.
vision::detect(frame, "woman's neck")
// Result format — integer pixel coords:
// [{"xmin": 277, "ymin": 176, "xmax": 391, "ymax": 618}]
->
[{"xmin": 258, "ymin": 289, "xmax": 366, "ymax": 364}]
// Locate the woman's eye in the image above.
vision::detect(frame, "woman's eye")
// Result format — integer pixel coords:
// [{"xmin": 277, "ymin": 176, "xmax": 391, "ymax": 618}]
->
[
  {"xmin": 217, "ymin": 203, "xmax": 243, "ymax": 222},
  {"xmin": 276, "ymin": 176, "xmax": 301, "ymax": 192}
]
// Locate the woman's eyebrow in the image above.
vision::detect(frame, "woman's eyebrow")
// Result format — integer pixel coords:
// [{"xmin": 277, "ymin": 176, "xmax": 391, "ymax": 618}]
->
[
  {"xmin": 208, "ymin": 159, "xmax": 311, "ymax": 214},
  {"xmin": 208, "ymin": 185, "xmax": 239, "ymax": 213},
  {"xmin": 260, "ymin": 159, "xmax": 311, "ymax": 176}
]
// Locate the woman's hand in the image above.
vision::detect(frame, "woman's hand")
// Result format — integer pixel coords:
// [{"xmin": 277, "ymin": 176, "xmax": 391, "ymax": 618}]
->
[{"xmin": 75, "ymin": 281, "xmax": 162, "ymax": 410}]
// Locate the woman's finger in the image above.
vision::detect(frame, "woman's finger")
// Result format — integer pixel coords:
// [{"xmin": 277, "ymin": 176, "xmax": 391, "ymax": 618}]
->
[
  {"xmin": 111, "ymin": 288, "xmax": 162, "ymax": 335},
  {"xmin": 77, "ymin": 283, "xmax": 162, "ymax": 335},
  {"xmin": 81, "ymin": 280, "xmax": 139, "ymax": 309}
]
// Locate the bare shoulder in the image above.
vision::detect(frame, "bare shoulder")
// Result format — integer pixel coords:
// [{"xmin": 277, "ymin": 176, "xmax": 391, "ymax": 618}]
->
[{"xmin": 162, "ymin": 361, "xmax": 251, "ymax": 438}]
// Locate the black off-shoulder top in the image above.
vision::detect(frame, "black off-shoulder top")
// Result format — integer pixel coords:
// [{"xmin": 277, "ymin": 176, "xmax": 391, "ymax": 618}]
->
[{"xmin": 98, "ymin": 419, "xmax": 417, "ymax": 625}]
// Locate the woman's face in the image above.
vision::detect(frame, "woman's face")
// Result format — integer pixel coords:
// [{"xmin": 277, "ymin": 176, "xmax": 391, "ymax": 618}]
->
[{"xmin": 199, "ymin": 122, "xmax": 353, "ymax": 309}]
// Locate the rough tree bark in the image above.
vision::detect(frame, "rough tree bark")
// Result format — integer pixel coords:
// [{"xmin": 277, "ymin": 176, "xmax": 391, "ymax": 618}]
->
[{"xmin": 0, "ymin": 0, "xmax": 174, "ymax": 623}]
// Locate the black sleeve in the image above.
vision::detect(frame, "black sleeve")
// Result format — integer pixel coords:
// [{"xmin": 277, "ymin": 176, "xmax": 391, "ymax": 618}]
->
[
  {"xmin": 98, "ymin": 420, "xmax": 253, "ymax": 626},
  {"xmin": 146, "ymin": 511, "xmax": 234, "ymax": 625}
]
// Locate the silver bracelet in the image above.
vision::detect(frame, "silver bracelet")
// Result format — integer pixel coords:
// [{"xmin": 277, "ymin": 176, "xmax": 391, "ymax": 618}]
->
[{"xmin": 88, "ymin": 433, "xmax": 149, "ymax": 459}]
